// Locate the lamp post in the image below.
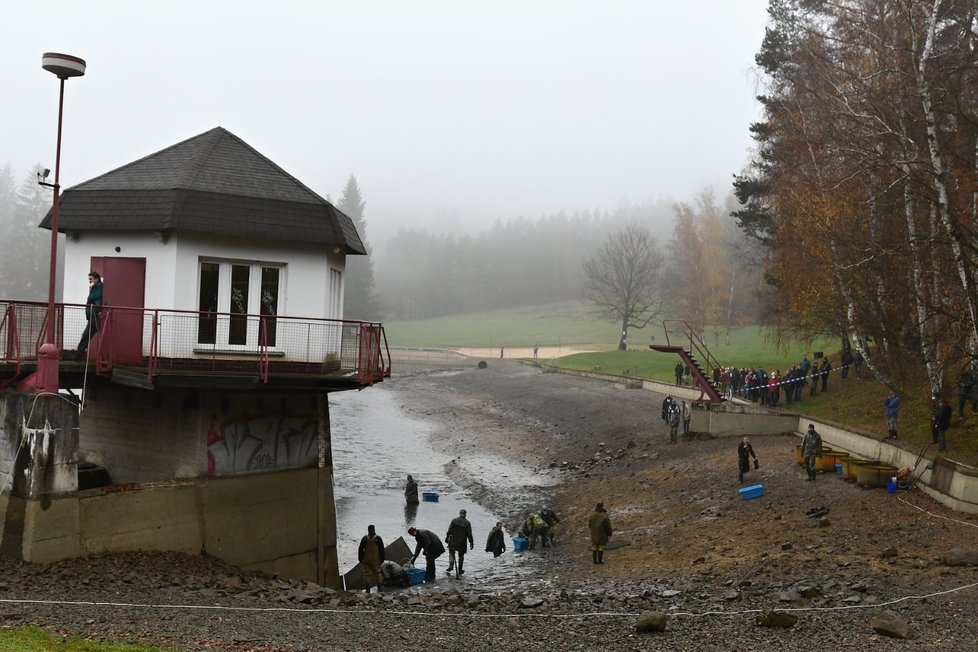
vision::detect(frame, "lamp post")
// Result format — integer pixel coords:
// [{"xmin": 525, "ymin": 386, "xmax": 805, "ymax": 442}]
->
[{"xmin": 36, "ymin": 52, "xmax": 86, "ymax": 393}]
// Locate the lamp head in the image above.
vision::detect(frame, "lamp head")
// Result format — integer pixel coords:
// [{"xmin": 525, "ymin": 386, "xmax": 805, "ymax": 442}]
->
[{"xmin": 41, "ymin": 52, "xmax": 86, "ymax": 79}]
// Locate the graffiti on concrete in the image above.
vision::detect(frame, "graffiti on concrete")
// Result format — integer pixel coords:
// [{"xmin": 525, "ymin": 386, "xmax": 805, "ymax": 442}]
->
[{"xmin": 207, "ymin": 412, "xmax": 317, "ymax": 477}]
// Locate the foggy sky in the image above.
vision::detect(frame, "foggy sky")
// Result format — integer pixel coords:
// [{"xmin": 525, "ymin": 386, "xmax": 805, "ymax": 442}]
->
[{"xmin": 2, "ymin": 1, "xmax": 768, "ymax": 242}]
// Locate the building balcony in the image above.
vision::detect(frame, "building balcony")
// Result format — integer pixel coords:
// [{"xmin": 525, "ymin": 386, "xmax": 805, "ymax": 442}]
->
[{"xmin": 0, "ymin": 300, "xmax": 390, "ymax": 393}]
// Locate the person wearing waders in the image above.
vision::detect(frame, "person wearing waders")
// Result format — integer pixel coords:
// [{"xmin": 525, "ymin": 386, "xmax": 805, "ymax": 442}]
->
[
  {"xmin": 737, "ymin": 436, "xmax": 758, "ymax": 483},
  {"xmin": 588, "ymin": 502, "xmax": 613, "ymax": 565},
  {"xmin": 358, "ymin": 524, "xmax": 385, "ymax": 593},
  {"xmin": 485, "ymin": 521, "xmax": 507, "ymax": 557},
  {"xmin": 404, "ymin": 474, "xmax": 419, "ymax": 505},
  {"xmin": 408, "ymin": 527, "xmax": 445, "ymax": 581},
  {"xmin": 801, "ymin": 424, "xmax": 823, "ymax": 481},
  {"xmin": 445, "ymin": 509, "xmax": 474, "ymax": 578}
]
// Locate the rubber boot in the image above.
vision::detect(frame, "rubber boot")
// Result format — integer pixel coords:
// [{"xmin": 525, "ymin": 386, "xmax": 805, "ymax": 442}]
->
[
  {"xmin": 597, "ymin": 550, "xmax": 604, "ymax": 564},
  {"xmin": 457, "ymin": 558, "xmax": 463, "ymax": 578},
  {"xmin": 592, "ymin": 550, "xmax": 598, "ymax": 564}
]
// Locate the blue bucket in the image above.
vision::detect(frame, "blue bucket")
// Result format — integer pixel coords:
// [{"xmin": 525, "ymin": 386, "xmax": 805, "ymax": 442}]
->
[
  {"xmin": 886, "ymin": 482, "xmax": 897, "ymax": 494},
  {"xmin": 835, "ymin": 463, "xmax": 843, "ymax": 476},
  {"xmin": 405, "ymin": 567, "xmax": 426, "ymax": 585},
  {"xmin": 512, "ymin": 537, "xmax": 528, "ymax": 552},
  {"xmin": 421, "ymin": 492, "xmax": 439, "ymax": 502}
]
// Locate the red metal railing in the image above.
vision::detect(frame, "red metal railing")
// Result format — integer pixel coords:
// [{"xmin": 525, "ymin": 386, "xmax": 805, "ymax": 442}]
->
[{"xmin": 0, "ymin": 300, "xmax": 390, "ymax": 387}]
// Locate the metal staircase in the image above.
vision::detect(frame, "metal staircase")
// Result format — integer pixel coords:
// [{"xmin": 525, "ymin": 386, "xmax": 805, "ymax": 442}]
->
[{"xmin": 650, "ymin": 320, "xmax": 725, "ymax": 403}]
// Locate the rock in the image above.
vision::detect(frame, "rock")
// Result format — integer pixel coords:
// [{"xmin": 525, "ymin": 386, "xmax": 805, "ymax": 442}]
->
[
  {"xmin": 756, "ymin": 611, "xmax": 798, "ymax": 628},
  {"xmin": 880, "ymin": 546, "xmax": 898, "ymax": 558},
  {"xmin": 797, "ymin": 585, "xmax": 820, "ymax": 599},
  {"xmin": 521, "ymin": 597, "xmax": 544, "ymax": 609},
  {"xmin": 871, "ymin": 610, "xmax": 911, "ymax": 639},
  {"xmin": 781, "ymin": 542, "xmax": 793, "ymax": 551},
  {"xmin": 407, "ymin": 597, "xmax": 424, "ymax": 606},
  {"xmin": 660, "ymin": 590, "xmax": 681, "ymax": 598},
  {"xmin": 634, "ymin": 611, "xmax": 668, "ymax": 633},
  {"xmin": 778, "ymin": 590, "xmax": 800, "ymax": 602},
  {"xmin": 942, "ymin": 548, "xmax": 978, "ymax": 567},
  {"xmin": 818, "ymin": 517, "xmax": 830, "ymax": 527},
  {"xmin": 723, "ymin": 590, "xmax": 741, "ymax": 601}
]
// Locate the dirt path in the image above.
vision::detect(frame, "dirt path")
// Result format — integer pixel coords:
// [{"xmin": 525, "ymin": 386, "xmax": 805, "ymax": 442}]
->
[{"xmin": 3, "ymin": 361, "xmax": 978, "ymax": 650}]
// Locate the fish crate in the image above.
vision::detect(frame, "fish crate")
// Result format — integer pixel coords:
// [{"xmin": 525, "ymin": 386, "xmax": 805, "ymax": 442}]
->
[
  {"xmin": 421, "ymin": 492, "xmax": 439, "ymax": 502},
  {"xmin": 738, "ymin": 484, "xmax": 764, "ymax": 500},
  {"xmin": 512, "ymin": 537, "xmax": 528, "ymax": 552}
]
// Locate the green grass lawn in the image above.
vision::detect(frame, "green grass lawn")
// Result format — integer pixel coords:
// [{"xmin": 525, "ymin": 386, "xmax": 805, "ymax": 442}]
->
[
  {"xmin": 383, "ymin": 302, "xmax": 621, "ymax": 349},
  {"xmin": 0, "ymin": 627, "xmax": 179, "ymax": 651}
]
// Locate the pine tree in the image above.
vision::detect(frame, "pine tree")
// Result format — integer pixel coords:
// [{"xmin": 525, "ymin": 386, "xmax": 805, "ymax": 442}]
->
[
  {"xmin": 0, "ymin": 164, "xmax": 51, "ymax": 299},
  {"xmin": 337, "ymin": 175, "xmax": 380, "ymax": 320}
]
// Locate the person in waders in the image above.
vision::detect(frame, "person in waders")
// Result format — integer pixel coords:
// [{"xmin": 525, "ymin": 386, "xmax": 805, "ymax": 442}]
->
[
  {"xmin": 737, "ymin": 436, "xmax": 758, "ymax": 483},
  {"xmin": 588, "ymin": 503, "xmax": 612, "ymax": 565}
]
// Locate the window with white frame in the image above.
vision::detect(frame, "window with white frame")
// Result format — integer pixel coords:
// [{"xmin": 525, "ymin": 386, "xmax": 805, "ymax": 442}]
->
[{"xmin": 198, "ymin": 260, "xmax": 284, "ymax": 348}]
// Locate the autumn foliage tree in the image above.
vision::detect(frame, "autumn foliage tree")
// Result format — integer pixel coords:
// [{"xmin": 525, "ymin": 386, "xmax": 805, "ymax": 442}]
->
[{"xmin": 734, "ymin": 0, "xmax": 978, "ymax": 396}]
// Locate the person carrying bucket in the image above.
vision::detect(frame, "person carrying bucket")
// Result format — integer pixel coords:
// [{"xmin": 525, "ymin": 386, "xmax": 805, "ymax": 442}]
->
[
  {"xmin": 737, "ymin": 436, "xmax": 758, "ymax": 484},
  {"xmin": 408, "ymin": 527, "xmax": 445, "ymax": 581}
]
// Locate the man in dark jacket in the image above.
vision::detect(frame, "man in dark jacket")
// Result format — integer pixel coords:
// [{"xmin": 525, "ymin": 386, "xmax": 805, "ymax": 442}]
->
[
  {"xmin": 408, "ymin": 527, "xmax": 445, "ymax": 581},
  {"xmin": 75, "ymin": 271, "xmax": 103, "ymax": 361},
  {"xmin": 445, "ymin": 509, "xmax": 474, "ymax": 577},
  {"xmin": 820, "ymin": 357, "xmax": 832, "ymax": 392},
  {"xmin": 737, "ymin": 436, "xmax": 758, "ymax": 484},
  {"xmin": 485, "ymin": 521, "xmax": 506, "ymax": 557},
  {"xmin": 357, "ymin": 524, "xmax": 385, "ymax": 593}
]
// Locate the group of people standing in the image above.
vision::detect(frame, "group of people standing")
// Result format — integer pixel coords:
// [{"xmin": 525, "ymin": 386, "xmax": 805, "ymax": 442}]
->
[{"xmin": 660, "ymin": 395, "xmax": 691, "ymax": 443}]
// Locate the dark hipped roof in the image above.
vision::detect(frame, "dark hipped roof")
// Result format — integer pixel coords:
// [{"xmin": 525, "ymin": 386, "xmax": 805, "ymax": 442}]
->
[{"xmin": 40, "ymin": 127, "xmax": 366, "ymax": 254}]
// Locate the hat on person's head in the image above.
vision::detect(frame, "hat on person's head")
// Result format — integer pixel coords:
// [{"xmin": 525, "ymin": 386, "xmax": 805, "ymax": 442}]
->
[
  {"xmin": 596, "ymin": 502, "xmax": 604, "ymax": 510},
  {"xmin": 368, "ymin": 524, "xmax": 375, "ymax": 533},
  {"xmin": 459, "ymin": 509, "xmax": 467, "ymax": 516},
  {"xmin": 408, "ymin": 527, "xmax": 417, "ymax": 535}
]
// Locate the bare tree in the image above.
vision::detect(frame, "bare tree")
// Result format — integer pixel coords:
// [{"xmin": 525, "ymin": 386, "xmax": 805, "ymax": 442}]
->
[{"xmin": 582, "ymin": 223, "xmax": 664, "ymax": 350}]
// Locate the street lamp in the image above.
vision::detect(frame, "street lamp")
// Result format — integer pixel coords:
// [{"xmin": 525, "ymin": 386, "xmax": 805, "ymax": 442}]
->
[{"xmin": 36, "ymin": 52, "xmax": 86, "ymax": 393}]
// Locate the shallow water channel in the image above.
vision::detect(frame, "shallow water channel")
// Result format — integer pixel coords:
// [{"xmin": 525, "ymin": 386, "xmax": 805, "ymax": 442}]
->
[{"xmin": 330, "ymin": 381, "xmax": 551, "ymax": 590}]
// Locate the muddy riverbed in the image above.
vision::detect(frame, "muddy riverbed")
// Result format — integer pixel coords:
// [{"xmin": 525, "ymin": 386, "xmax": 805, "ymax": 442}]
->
[{"xmin": 3, "ymin": 359, "xmax": 978, "ymax": 650}]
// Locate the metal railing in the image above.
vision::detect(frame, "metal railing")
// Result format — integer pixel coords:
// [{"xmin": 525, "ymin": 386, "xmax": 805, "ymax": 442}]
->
[
  {"xmin": 0, "ymin": 300, "xmax": 390, "ymax": 386},
  {"xmin": 661, "ymin": 320, "xmax": 724, "ymax": 377}
]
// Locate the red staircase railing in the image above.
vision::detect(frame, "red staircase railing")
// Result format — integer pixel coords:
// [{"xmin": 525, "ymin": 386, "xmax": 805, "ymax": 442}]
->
[{"xmin": 650, "ymin": 320, "xmax": 725, "ymax": 403}]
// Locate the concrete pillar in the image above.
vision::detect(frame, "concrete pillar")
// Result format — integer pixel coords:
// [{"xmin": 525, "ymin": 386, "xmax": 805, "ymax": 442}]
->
[
  {"xmin": 317, "ymin": 394, "xmax": 340, "ymax": 589},
  {"xmin": 0, "ymin": 391, "xmax": 80, "ymax": 562}
]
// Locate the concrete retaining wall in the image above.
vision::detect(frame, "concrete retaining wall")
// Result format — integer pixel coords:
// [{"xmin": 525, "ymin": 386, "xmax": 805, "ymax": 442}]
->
[
  {"xmin": 79, "ymin": 389, "xmax": 320, "ymax": 483},
  {"xmin": 72, "ymin": 468, "xmax": 324, "ymax": 581}
]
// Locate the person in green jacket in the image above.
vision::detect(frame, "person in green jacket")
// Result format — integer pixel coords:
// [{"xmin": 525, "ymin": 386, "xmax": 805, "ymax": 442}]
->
[{"xmin": 587, "ymin": 502, "xmax": 613, "ymax": 565}]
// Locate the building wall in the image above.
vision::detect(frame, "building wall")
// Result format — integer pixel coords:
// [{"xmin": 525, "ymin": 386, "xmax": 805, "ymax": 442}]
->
[
  {"xmin": 63, "ymin": 231, "xmax": 177, "ymax": 345},
  {"xmin": 79, "ymin": 389, "xmax": 319, "ymax": 484},
  {"xmin": 172, "ymin": 232, "xmax": 344, "ymax": 319}
]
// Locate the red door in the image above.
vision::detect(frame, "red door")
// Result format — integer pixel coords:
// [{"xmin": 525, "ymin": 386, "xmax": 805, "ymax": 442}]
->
[{"xmin": 90, "ymin": 257, "xmax": 146, "ymax": 364}]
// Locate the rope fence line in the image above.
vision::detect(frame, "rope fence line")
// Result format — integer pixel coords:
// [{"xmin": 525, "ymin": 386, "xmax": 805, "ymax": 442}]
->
[{"xmin": 3, "ymin": 577, "xmax": 977, "ymax": 621}]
